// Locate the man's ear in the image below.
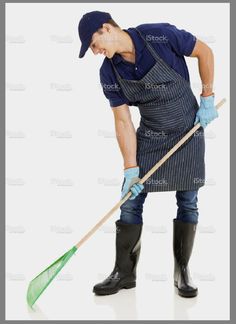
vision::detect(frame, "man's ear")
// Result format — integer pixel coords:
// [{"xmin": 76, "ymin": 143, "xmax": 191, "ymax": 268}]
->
[{"xmin": 102, "ymin": 23, "xmax": 112, "ymax": 33}]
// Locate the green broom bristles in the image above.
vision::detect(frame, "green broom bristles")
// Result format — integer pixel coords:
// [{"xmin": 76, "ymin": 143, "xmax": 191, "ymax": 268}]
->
[{"xmin": 26, "ymin": 245, "xmax": 77, "ymax": 307}]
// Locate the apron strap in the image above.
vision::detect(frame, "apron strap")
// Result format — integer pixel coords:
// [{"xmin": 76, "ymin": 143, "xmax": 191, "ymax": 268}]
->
[
  {"xmin": 109, "ymin": 27, "xmax": 180, "ymax": 83},
  {"xmin": 134, "ymin": 27, "xmax": 188, "ymax": 84},
  {"xmin": 134, "ymin": 27, "xmax": 163, "ymax": 63},
  {"xmin": 109, "ymin": 57, "xmax": 123, "ymax": 82},
  {"xmin": 109, "ymin": 27, "xmax": 161, "ymax": 80}
]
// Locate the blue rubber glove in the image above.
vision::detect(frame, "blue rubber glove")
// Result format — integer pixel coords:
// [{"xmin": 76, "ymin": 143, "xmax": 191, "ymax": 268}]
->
[
  {"xmin": 121, "ymin": 166, "xmax": 144, "ymax": 200},
  {"xmin": 194, "ymin": 94, "xmax": 218, "ymax": 128}
]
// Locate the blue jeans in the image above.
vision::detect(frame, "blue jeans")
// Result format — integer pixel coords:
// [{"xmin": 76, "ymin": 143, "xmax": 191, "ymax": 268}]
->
[{"xmin": 120, "ymin": 190, "xmax": 199, "ymax": 225}]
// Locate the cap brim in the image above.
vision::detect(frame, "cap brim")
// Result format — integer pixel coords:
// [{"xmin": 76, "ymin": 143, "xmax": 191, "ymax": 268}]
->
[{"xmin": 78, "ymin": 38, "xmax": 91, "ymax": 58}]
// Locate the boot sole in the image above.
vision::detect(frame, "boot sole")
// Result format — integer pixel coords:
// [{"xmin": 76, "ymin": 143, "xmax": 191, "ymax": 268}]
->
[
  {"xmin": 93, "ymin": 281, "xmax": 136, "ymax": 296},
  {"xmin": 174, "ymin": 281, "xmax": 198, "ymax": 298}
]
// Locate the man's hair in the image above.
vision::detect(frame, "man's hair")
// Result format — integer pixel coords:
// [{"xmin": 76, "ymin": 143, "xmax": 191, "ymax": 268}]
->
[
  {"xmin": 97, "ymin": 18, "xmax": 120, "ymax": 34},
  {"xmin": 107, "ymin": 18, "xmax": 120, "ymax": 28}
]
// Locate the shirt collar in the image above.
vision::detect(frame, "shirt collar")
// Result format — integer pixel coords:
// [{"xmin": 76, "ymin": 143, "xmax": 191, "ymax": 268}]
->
[{"xmin": 112, "ymin": 27, "xmax": 146, "ymax": 65}]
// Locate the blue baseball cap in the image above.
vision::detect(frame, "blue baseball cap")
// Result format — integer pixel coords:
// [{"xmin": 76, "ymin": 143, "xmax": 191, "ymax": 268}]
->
[{"xmin": 78, "ymin": 11, "xmax": 112, "ymax": 58}]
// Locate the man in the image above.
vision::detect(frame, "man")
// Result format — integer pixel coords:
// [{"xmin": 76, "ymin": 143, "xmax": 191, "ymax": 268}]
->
[{"xmin": 78, "ymin": 11, "xmax": 218, "ymax": 298}]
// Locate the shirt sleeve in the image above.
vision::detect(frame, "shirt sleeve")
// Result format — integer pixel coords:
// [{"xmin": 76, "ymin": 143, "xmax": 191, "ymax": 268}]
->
[
  {"xmin": 99, "ymin": 63, "xmax": 130, "ymax": 108},
  {"xmin": 160, "ymin": 23, "xmax": 197, "ymax": 57}
]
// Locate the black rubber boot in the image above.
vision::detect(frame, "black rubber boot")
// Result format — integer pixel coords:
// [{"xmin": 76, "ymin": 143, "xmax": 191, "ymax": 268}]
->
[
  {"xmin": 173, "ymin": 219, "xmax": 198, "ymax": 298},
  {"xmin": 93, "ymin": 220, "xmax": 143, "ymax": 296}
]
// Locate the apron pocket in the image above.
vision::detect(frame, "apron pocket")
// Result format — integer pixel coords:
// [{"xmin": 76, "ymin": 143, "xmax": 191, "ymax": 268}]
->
[{"xmin": 139, "ymin": 101, "xmax": 185, "ymax": 133}]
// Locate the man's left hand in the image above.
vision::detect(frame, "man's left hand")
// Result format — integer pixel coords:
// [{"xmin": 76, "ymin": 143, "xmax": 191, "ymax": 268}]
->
[{"xmin": 194, "ymin": 94, "xmax": 218, "ymax": 128}]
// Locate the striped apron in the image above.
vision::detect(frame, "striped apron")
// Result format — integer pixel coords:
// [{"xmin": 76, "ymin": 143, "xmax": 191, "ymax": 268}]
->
[{"xmin": 110, "ymin": 27, "xmax": 205, "ymax": 192}]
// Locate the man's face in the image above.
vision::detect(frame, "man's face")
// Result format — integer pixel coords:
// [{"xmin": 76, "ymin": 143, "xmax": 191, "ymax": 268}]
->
[{"xmin": 89, "ymin": 26, "xmax": 117, "ymax": 59}]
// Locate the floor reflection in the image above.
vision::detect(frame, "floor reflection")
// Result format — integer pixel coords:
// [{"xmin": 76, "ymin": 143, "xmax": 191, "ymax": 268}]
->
[
  {"xmin": 173, "ymin": 286, "xmax": 198, "ymax": 320},
  {"xmin": 27, "ymin": 304, "xmax": 48, "ymax": 320},
  {"xmin": 93, "ymin": 287, "xmax": 138, "ymax": 320}
]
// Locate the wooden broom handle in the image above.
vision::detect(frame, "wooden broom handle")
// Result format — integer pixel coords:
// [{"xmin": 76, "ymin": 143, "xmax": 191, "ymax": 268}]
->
[{"xmin": 75, "ymin": 98, "xmax": 226, "ymax": 249}]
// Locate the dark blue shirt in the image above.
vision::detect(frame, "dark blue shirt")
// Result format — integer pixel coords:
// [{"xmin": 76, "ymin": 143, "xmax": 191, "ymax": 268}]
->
[{"xmin": 99, "ymin": 23, "xmax": 197, "ymax": 108}]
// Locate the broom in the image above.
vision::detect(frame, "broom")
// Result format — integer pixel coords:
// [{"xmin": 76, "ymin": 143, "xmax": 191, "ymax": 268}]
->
[{"xmin": 26, "ymin": 98, "xmax": 226, "ymax": 307}]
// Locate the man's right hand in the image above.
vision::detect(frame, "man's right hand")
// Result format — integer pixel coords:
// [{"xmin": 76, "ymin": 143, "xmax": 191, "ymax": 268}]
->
[{"xmin": 121, "ymin": 166, "xmax": 144, "ymax": 200}]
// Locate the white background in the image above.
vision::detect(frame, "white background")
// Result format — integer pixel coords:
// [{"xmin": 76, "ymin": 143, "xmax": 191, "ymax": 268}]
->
[{"xmin": 6, "ymin": 2, "xmax": 229, "ymax": 320}]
